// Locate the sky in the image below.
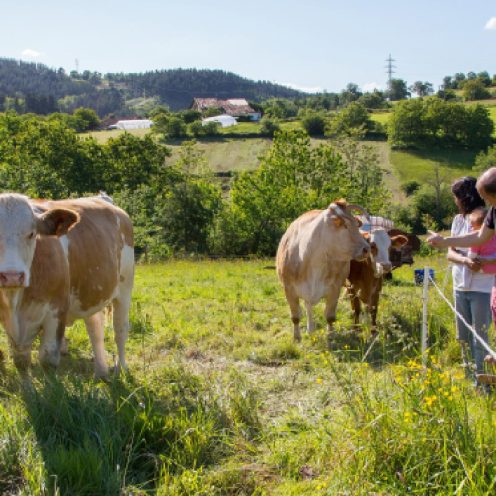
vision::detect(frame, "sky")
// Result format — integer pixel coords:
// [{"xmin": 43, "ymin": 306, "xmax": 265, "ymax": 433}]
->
[{"xmin": 1, "ymin": 0, "xmax": 495, "ymax": 93}]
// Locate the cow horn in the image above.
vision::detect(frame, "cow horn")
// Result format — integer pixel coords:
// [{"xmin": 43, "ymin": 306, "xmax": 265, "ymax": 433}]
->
[{"xmin": 346, "ymin": 204, "xmax": 371, "ymax": 221}]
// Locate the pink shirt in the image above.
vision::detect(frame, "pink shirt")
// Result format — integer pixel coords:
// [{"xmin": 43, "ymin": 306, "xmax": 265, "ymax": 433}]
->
[{"xmin": 470, "ymin": 234, "xmax": 496, "ymax": 274}]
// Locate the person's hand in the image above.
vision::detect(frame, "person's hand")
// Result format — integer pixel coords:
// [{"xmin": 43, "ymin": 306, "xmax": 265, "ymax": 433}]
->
[
  {"xmin": 427, "ymin": 230, "xmax": 446, "ymax": 248},
  {"xmin": 463, "ymin": 257, "xmax": 482, "ymax": 272}
]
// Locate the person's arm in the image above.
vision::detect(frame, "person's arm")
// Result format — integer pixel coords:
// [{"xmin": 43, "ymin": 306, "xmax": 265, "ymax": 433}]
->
[
  {"xmin": 447, "ymin": 247, "xmax": 481, "ymax": 271},
  {"xmin": 428, "ymin": 223, "xmax": 494, "ymax": 248}
]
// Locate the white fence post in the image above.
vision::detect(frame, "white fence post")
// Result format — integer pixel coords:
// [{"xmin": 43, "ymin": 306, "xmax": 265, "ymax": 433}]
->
[{"xmin": 421, "ymin": 266, "xmax": 429, "ymax": 366}]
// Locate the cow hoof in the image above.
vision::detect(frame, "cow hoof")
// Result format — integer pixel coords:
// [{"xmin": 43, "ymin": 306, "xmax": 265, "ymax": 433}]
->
[
  {"xmin": 94, "ymin": 366, "xmax": 110, "ymax": 381},
  {"xmin": 39, "ymin": 349, "xmax": 61, "ymax": 369}
]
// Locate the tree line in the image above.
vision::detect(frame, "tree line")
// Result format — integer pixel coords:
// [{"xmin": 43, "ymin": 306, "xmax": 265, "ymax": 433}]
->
[{"xmin": 0, "ymin": 112, "xmax": 390, "ymax": 259}]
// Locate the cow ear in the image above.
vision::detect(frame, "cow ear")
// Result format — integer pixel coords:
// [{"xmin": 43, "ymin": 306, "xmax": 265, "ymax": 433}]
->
[
  {"xmin": 391, "ymin": 235, "xmax": 408, "ymax": 248},
  {"xmin": 37, "ymin": 208, "xmax": 79, "ymax": 237}
]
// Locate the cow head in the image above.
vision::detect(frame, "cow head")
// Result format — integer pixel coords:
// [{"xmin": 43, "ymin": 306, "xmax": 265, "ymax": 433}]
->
[
  {"xmin": 363, "ymin": 228, "xmax": 408, "ymax": 276},
  {"xmin": 0, "ymin": 194, "xmax": 79, "ymax": 288},
  {"xmin": 327, "ymin": 200, "xmax": 371, "ymax": 261}
]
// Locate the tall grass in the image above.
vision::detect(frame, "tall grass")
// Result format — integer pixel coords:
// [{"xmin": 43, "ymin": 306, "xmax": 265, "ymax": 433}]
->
[{"xmin": 0, "ymin": 257, "xmax": 495, "ymax": 493}]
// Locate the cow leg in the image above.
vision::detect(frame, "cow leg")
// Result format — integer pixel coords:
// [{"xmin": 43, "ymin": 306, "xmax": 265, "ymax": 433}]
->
[
  {"xmin": 11, "ymin": 341, "xmax": 32, "ymax": 372},
  {"xmin": 324, "ymin": 284, "xmax": 342, "ymax": 340},
  {"xmin": 38, "ymin": 313, "xmax": 65, "ymax": 368},
  {"xmin": 84, "ymin": 312, "xmax": 109, "ymax": 379},
  {"xmin": 112, "ymin": 292, "xmax": 131, "ymax": 373},
  {"xmin": 349, "ymin": 289, "xmax": 361, "ymax": 326},
  {"xmin": 284, "ymin": 287, "xmax": 302, "ymax": 342},
  {"xmin": 305, "ymin": 301, "xmax": 315, "ymax": 333}
]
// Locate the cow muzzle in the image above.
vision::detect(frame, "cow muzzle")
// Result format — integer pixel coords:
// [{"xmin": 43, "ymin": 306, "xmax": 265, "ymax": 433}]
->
[
  {"xmin": 0, "ymin": 271, "xmax": 26, "ymax": 288},
  {"xmin": 381, "ymin": 262, "xmax": 392, "ymax": 274}
]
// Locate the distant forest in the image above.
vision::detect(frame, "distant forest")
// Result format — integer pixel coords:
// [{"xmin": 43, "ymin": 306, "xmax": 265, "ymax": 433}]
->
[{"xmin": 0, "ymin": 58, "xmax": 303, "ymax": 116}]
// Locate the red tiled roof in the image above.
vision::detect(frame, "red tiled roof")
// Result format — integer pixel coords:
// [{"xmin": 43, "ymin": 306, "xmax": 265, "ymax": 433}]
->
[{"xmin": 192, "ymin": 98, "xmax": 257, "ymax": 116}]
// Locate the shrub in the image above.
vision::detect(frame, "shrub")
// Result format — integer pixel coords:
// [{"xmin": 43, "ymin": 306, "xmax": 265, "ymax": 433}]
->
[
  {"xmin": 301, "ymin": 112, "xmax": 327, "ymax": 136},
  {"xmin": 260, "ymin": 117, "xmax": 280, "ymax": 138}
]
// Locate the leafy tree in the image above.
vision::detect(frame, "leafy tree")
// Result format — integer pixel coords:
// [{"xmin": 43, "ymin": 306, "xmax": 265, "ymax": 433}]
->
[
  {"xmin": 409, "ymin": 81, "xmax": 434, "ymax": 97},
  {"xmin": 474, "ymin": 145, "xmax": 496, "ymax": 174},
  {"xmin": 213, "ymin": 130, "xmax": 389, "ymax": 255},
  {"xmin": 263, "ymin": 98, "xmax": 298, "ymax": 119},
  {"xmin": 300, "ymin": 111, "xmax": 326, "ymax": 136},
  {"xmin": 180, "ymin": 109, "xmax": 202, "ymax": 123},
  {"xmin": 260, "ymin": 117, "xmax": 280, "ymax": 137},
  {"xmin": 462, "ymin": 79, "xmax": 491, "ymax": 101},
  {"xmin": 477, "ymin": 71, "xmax": 491, "ymax": 87},
  {"xmin": 73, "ymin": 107, "xmax": 101, "ymax": 131},
  {"xmin": 358, "ymin": 90, "xmax": 387, "ymax": 109},
  {"xmin": 103, "ymin": 133, "xmax": 170, "ymax": 191},
  {"xmin": 388, "ymin": 98, "xmax": 493, "ymax": 149},
  {"xmin": 388, "ymin": 79, "xmax": 409, "ymax": 100},
  {"xmin": 327, "ymin": 102, "xmax": 371, "ymax": 138},
  {"xmin": 340, "ymin": 83, "xmax": 362, "ymax": 105}
]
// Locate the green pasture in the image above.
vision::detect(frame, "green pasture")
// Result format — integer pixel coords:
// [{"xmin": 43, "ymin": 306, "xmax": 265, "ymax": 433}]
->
[
  {"xmin": 389, "ymin": 147, "xmax": 478, "ymax": 185},
  {"xmin": 1, "ymin": 257, "xmax": 496, "ymax": 494}
]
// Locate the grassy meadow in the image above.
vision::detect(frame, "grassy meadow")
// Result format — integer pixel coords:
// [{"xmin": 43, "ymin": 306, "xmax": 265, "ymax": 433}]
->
[{"xmin": 2, "ymin": 256, "xmax": 496, "ymax": 494}]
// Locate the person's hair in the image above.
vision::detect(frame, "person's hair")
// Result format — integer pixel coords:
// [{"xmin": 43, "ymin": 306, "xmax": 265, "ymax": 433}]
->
[
  {"xmin": 469, "ymin": 206, "xmax": 487, "ymax": 227},
  {"xmin": 451, "ymin": 176, "xmax": 485, "ymax": 215},
  {"xmin": 477, "ymin": 167, "xmax": 496, "ymax": 195}
]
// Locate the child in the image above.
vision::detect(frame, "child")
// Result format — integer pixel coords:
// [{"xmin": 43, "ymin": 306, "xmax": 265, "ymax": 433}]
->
[
  {"xmin": 468, "ymin": 207, "xmax": 496, "ymax": 275},
  {"xmin": 469, "ymin": 207, "xmax": 496, "ymax": 341}
]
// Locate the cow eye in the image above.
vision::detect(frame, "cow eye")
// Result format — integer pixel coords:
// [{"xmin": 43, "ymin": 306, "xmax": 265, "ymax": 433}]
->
[{"xmin": 27, "ymin": 231, "xmax": 35, "ymax": 240}]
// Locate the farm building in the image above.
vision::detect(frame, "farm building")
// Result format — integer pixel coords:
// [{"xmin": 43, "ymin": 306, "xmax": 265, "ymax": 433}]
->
[
  {"xmin": 108, "ymin": 119, "xmax": 153, "ymax": 130},
  {"xmin": 202, "ymin": 114, "xmax": 237, "ymax": 128},
  {"xmin": 192, "ymin": 98, "xmax": 261, "ymax": 121}
]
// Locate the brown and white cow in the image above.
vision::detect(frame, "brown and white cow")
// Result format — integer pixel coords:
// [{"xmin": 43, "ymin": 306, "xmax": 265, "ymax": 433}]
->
[
  {"xmin": 347, "ymin": 228, "xmax": 407, "ymax": 328},
  {"xmin": 0, "ymin": 193, "xmax": 134, "ymax": 378},
  {"xmin": 276, "ymin": 200, "xmax": 371, "ymax": 342}
]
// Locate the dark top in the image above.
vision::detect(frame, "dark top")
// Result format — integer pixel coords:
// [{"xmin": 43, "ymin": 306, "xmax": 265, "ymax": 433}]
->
[{"xmin": 484, "ymin": 207, "xmax": 496, "ymax": 230}]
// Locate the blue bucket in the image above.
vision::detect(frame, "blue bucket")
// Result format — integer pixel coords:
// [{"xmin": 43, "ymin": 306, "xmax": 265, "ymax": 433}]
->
[{"xmin": 414, "ymin": 268, "xmax": 435, "ymax": 286}]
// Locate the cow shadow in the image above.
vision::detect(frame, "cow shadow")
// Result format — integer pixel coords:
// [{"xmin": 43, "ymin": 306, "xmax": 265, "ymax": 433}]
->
[
  {"xmin": 19, "ymin": 370, "xmax": 158, "ymax": 495},
  {"xmin": 324, "ymin": 319, "xmax": 422, "ymax": 369}
]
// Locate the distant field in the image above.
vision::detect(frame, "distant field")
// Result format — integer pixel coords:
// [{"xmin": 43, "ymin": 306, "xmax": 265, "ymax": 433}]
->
[
  {"xmin": 369, "ymin": 111, "xmax": 391, "ymax": 126},
  {"xmin": 84, "ymin": 127, "xmax": 150, "ymax": 144},
  {"xmin": 167, "ymin": 138, "xmax": 272, "ymax": 172},
  {"xmin": 389, "ymin": 148, "xmax": 477, "ymax": 185}
]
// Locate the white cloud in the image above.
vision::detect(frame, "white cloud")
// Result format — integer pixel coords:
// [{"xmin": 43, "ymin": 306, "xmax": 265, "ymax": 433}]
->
[
  {"xmin": 485, "ymin": 17, "xmax": 496, "ymax": 29},
  {"xmin": 278, "ymin": 82, "xmax": 323, "ymax": 93},
  {"xmin": 362, "ymin": 82, "xmax": 384, "ymax": 92},
  {"xmin": 21, "ymin": 48, "xmax": 43, "ymax": 59}
]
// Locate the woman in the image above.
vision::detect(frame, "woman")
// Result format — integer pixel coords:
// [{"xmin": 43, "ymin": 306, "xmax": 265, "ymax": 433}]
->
[{"xmin": 448, "ymin": 177, "xmax": 493, "ymax": 385}]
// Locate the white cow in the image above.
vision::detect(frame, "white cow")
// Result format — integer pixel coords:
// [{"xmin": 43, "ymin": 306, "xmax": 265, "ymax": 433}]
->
[{"xmin": 276, "ymin": 200, "xmax": 371, "ymax": 341}]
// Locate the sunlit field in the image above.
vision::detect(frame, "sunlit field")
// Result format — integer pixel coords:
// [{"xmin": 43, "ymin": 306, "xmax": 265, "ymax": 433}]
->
[{"xmin": 1, "ymin": 256, "xmax": 496, "ymax": 494}]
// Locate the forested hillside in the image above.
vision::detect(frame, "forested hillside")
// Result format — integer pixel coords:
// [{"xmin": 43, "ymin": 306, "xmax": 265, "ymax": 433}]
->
[{"xmin": 0, "ymin": 58, "xmax": 302, "ymax": 115}]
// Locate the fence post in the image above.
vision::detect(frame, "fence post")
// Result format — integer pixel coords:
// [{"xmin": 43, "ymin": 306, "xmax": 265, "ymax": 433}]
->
[{"xmin": 422, "ymin": 266, "xmax": 429, "ymax": 366}]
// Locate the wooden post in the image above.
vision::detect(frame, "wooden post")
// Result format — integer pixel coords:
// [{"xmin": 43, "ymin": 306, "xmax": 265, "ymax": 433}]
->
[{"xmin": 422, "ymin": 266, "xmax": 429, "ymax": 366}]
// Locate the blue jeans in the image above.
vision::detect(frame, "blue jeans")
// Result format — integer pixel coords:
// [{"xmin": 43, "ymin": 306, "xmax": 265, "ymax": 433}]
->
[{"xmin": 454, "ymin": 290, "xmax": 492, "ymax": 374}]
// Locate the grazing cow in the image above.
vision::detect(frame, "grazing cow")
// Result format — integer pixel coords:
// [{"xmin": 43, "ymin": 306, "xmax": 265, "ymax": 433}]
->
[
  {"xmin": 347, "ymin": 229, "xmax": 407, "ymax": 328},
  {"xmin": 0, "ymin": 194, "xmax": 134, "ymax": 378},
  {"xmin": 276, "ymin": 200, "xmax": 371, "ymax": 342}
]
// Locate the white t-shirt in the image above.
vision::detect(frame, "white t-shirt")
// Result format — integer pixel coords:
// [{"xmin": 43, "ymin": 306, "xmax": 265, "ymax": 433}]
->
[{"xmin": 451, "ymin": 214, "xmax": 493, "ymax": 293}]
